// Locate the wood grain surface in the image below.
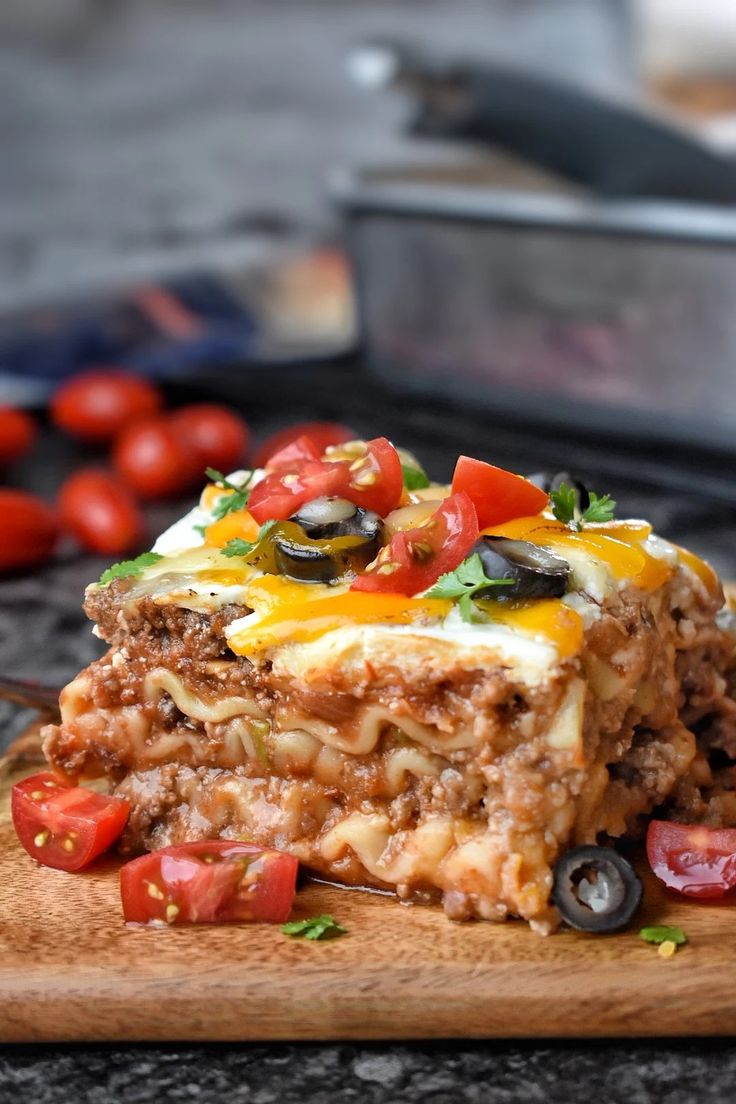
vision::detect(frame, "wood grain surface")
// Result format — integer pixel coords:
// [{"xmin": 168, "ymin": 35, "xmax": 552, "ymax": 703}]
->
[{"xmin": 2, "ymin": 727, "xmax": 736, "ymax": 1043}]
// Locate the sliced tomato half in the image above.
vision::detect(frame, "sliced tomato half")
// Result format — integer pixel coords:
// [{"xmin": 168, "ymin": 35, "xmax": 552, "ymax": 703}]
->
[
  {"xmin": 351, "ymin": 491, "xmax": 479, "ymax": 596},
  {"xmin": 647, "ymin": 820, "xmax": 736, "ymax": 899},
  {"xmin": 12, "ymin": 771, "xmax": 130, "ymax": 872},
  {"xmin": 249, "ymin": 437, "xmax": 403, "ymax": 523},
  {"xmin": 452, "ymin": 455, "xmax": 548, "ymax": 530},
  {"xmin": 120, "ymin": 840, "xmax": 299, "ymax": 925}
]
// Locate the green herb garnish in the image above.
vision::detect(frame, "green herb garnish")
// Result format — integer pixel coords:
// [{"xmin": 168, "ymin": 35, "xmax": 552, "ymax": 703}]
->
[
  {"xmin": 425, "ymin": 553, "xmax": 512, "ymax": 623},
  {"xmin": 281, "ymin": 915, "xmax": 347, "ymax": 941},
  {"xmin": 98, "ymin": 552, "xmax": 163, "ymax": 586},
  {"xmin": 639, "ymin": 925, "xmax": 687, "ymax": 947},
  {"xmin": 193, "ymin": 523, "xmax": 208, "ymax": 538},
  {"xmin": 401, "ymin": 463, "xmax": 430, "ymax": 492},
  {"xmin": 221, "ymin": 521, "xmax": 275, "ymax": 558},
  {"xmin": 206, "ymin": 467, "xmax": 255, "ymax": 520},
  {"xmin": 550, "ymin": 483, "xmax": 616, "ymax": 530}
]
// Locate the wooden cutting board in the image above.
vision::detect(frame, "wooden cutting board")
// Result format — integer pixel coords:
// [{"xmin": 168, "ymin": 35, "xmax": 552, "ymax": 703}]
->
[{"xmin": 2, "ymin": 725, "xmax": 736, "ymax": 1043}]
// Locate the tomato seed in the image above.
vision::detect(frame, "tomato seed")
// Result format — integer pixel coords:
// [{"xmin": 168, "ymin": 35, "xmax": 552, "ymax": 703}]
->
[
  {"xmin": 31, "ymin": 791, "xmax": 46, "ymax": 800},
  {"xmin": 33, "ymin": 831, "xmax": 49, "ymax": 847},
  {"xmin": 166, "ymin": 904, "xmax": 180, "ymax": 923},
  {"xmin": 377, "ymin": 562, "xmax": 399, "ymax": 575},
  {"xmin": 147, "ymin": 882, "xmax": 165, "ymax": 900},
  {"xmin": 61, "ymin": 837, "xmax": 76, "ymax": 853},
  {"xmin": 351, "ymin": 471, "xmax": 378, "ymax": 488}
]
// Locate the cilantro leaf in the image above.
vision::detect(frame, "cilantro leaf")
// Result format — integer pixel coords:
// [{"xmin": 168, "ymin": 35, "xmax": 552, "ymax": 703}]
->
[
  {"xmin": 98, "ymin": 552, "xmax": 162, "ymax": 586},
  {"xmin": 550, "ymin": 483, "xmax": 577, "ymax": 526},
  {"xmin": 639, "ymin": 925, "xmax": 687, "ymax": 946},
  {"xmin": 280, "ymin": 914, "xmax": 347, "ymax": 941},
  {"xmin": 221, "ymin": 538, "xmax": 256, "ymax": 558},
  {"xmin": 551, "ymin": 482, "xmax": 616, "ymax": 531},
  {"xmin": 402, "ymin": 464, "xmax": 430, "ymax": 492},
  {"xmin": 205, "ymin": 467, "xmax": 254, "ymax": 520},
  {"xmin": 193, "ymin": 523, "xmax": 207, "ymax": 538},
  {"xmin": 221, "ymin": 521, "xmax": 275, "ymax": 559},
  {"xmin": 425, "ymin": 552, "xmax": 512, "ymax": 621},
  {"xmin": 580, "ymin": 491, "xmax": 616, "ymax": 526}
]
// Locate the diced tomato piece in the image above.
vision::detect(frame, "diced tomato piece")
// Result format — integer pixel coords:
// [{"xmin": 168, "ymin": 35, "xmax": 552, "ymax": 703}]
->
[
  {"xmin": 253, "ymin": 422, "xmax": 355, "ymax": 468},
  {"xmin": 120, "ymin": 840, "xmax": 298, "ymax": 925},
  {"xmin": 337, "ymin": 437, "xmax": 403, "ymax": 517},
  {"xmin": 248, "ymin": 459, "xmax": 347, "ymax": 524},
  {"xmin": 647, "ymin": 820, "xmax": 736, "ymax": 899},
  {"xmin": 451, "ymin": 456, "xmax": 548, "ymax": 530},
  {"xmin": 351, "ymin": 491, "xmax": 479, "ymax": 596},
  {"xmin": 249, "ymin": 437, "xmax": 403, "ymax": 524},
  {"xmin": 12, "ymin": 771, "xmax": 130, "ymax": 872},
  {"xmin": 265, "ymin": 435, "xmax": 321, "ymax": 470}
]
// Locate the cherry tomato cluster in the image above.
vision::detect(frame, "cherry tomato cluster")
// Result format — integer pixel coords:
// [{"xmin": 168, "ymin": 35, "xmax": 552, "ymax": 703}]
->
[{"xmin": 0, "ymin": 367, "xmax": 355, "ymax": 573}]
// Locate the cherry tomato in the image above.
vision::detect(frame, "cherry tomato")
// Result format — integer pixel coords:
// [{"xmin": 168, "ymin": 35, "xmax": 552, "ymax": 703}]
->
[
  {"xmin": 51, "ymin": 369, "xmax": 163, "ymax": 443},
  {"xmin": 169, "ymin": 404, "xmax": 250, "ymax": 474},
  {"xmin": 58, "ymin": 468, "xmax": 144, "ymax": 555},
  {"xmin": 120, "ymin": 840, "xmax": 298, "ymax": 925},
  {"xmin": 265, "ymin": 435, "xmax": 321, "ymax": 470},
  {"xmin": 254, "ymin": 421, "xmax": 355, "ymax": 468},
  {"xmin": 249, "ymin": 437, "xmax": 403, "ymax": 524},
  {"xmin": 647, "ymin": 820, "xmax": 736, "ymax": 899},
  {"xmin": 0, "ymin": 407, "xmax": 38, "ymax": 466},
  {"xmin": 352, "ymin": 491, "xmax": 479, "ymax": 596},
  {"xmin": 0, "ymin": 489, "xmax": 60, "ymax": 573},
  {"xmin": 12, "ymin": 771, "xmax": 130, "ymax": 872},
  {"xmin": 452, "ymin": 456, "xmax": 548, "ymax": 530},
  {"xmin": 113, "ymin": 417, "xmax": 201, "ymax": 499}
]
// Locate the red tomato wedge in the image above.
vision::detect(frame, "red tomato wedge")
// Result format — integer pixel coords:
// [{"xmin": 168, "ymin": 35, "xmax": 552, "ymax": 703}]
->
[
  {"xmin": 253, "ymin": 421, "xmax": 355, "ymax": 468},
  {"xmin": 120, "ymin": 840, "xmax": 298, "ymax": 925},
  {"xmin": 451, "ymin": 456, "xmax": 548, "ymax": 530},
  {"xmin": 249, "ymin": 437, "xmax": 403, "ymax": 523},
  {"xmin": 351, "ymin": 491, "xmax": 479, "ymax": 596},
  {"xmin": 265, "ymin": 434, "xmax": 321, "ymax": 470},
  {"xmin": 0, "ymin": 489, "xmax": 60, "ymax": 573},
  {"xmin": 647, "ymin": 820, "xmax": 736, "ymax": 899},
  {"xmin": 12, "ymin": 772, "xmax": 130, "ymax": 872}
]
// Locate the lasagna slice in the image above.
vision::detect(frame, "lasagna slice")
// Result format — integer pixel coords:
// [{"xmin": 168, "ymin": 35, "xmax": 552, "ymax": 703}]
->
[{"xmin": 41, "ymin": 440, "xmax": 736, "ymax": 932}]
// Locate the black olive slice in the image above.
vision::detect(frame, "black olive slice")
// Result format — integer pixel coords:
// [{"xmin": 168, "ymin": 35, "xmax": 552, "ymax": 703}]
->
[
  {"xmin": 472, "ymin": 536, "xmax": 570, "ymax": 600},
  {"xmin": 291, "ymin": 497, "xmax": 383, "ymax": 544},
  {"xmin": 271, "ymin": 518, "xmax": 382, "ymax": 584},
  {"xmin": 552, "ymin": 845, "xmax": 642, "ymax": 933},
  {"xmin": 528, "ymin": 471, "xmax": 591, "ymax": 511}
]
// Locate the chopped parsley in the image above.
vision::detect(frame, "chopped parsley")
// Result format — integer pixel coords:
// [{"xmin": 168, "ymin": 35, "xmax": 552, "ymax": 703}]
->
[
  {"xmin": 550, "ymin": 483, "xmax": 616, "ymax": 531},
  {"xmin": 425, "ymin": 553, "xmax": 512, "ymax": 623},
  {"xmin": 281, "ymin": 914, "xmax": 347, "ymax": 941},
  {"xmin": 221, "ymin": 521, "xmax": 275, "ymax": 558},
  {"xmin": 98, "ymin": 552, "xmax": 163, "ymax": 586},
  {"xmin": 206, "ymin": 467, "xmax": 255, "ymax": 520},
  {"xmin": 639, "ymin": 925, "xmax": 687, "ymax": 947},
  {"xmin": 402, "ymin": 463, "xmax": 430, "ymax": 492}
]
